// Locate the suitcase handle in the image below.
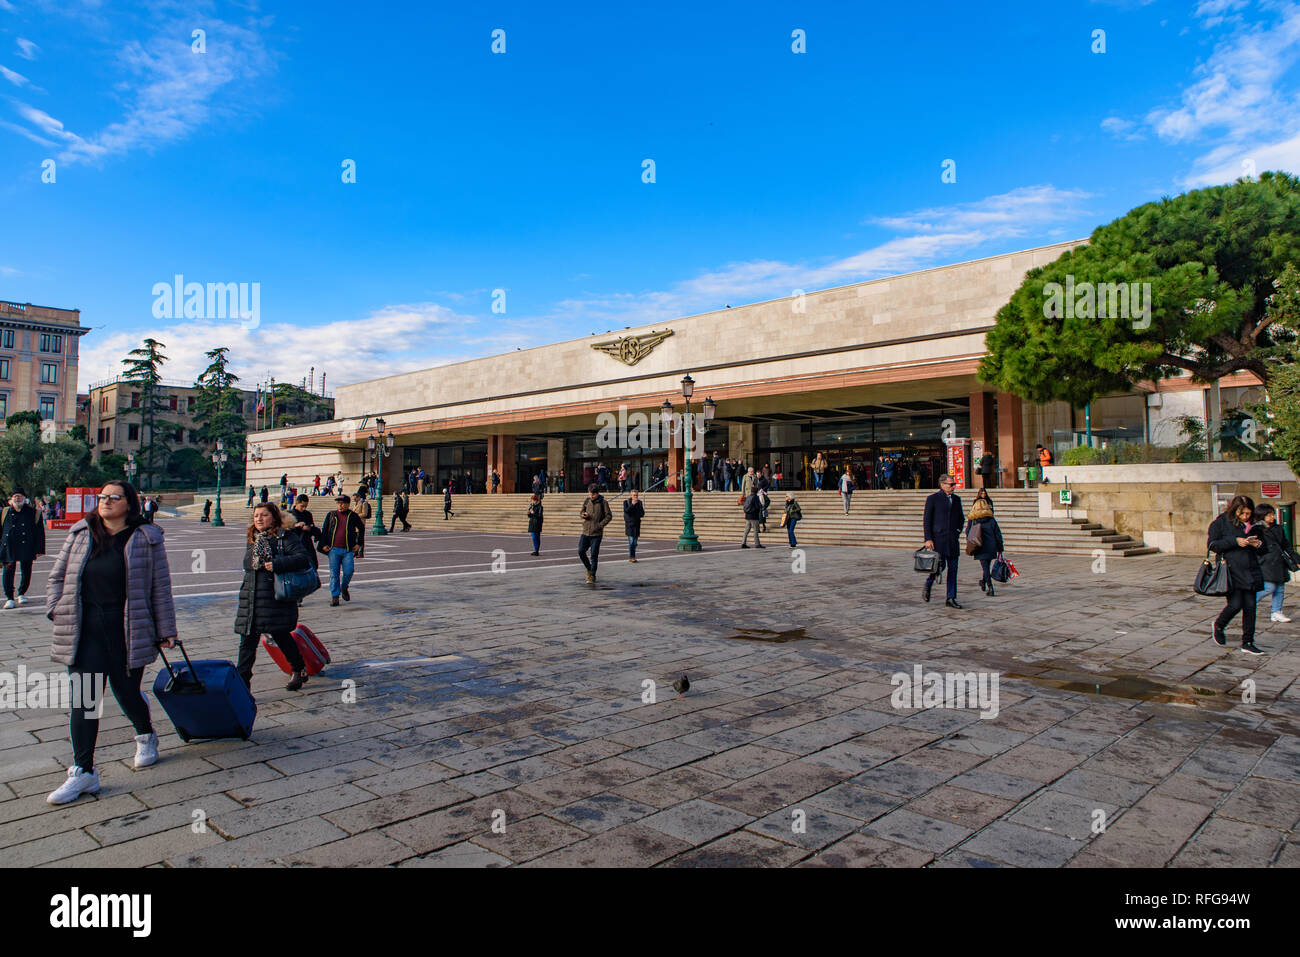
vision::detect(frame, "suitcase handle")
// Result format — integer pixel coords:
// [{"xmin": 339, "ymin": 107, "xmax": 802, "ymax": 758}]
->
[{"xmin": 156, "ymin": 639, "xmax": 206, "ymax": 695}]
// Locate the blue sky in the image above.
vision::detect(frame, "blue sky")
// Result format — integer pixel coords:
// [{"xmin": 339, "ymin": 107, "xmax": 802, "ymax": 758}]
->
[{"xmin": 2, "ymin": 0, "xmax": 1298, "ymax": 394}]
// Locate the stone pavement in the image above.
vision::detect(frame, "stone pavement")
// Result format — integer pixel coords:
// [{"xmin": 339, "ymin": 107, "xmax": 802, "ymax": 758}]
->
[{"xmin": 1, "ymin": 528, "xmax": 1297, "ymax": 867}]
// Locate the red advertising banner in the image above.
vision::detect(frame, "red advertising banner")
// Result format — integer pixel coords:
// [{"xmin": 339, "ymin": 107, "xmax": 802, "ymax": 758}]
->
[
  {"xmin": 48, "ymin": 487, "xmax": 100, "ymax": 529},
  {"xmin": 1261, "ymin": 482, "xmax": 1282, "ymax": 499},
  {"xmin": 946, "ymin": 440, "xmax": 969, "ymax": 490}
]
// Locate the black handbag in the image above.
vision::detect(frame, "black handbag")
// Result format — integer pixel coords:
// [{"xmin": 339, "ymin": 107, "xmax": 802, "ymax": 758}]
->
[
  {"xmin": 914, "ymin": 547, "xmax": 941, "ymax": 574},
  {"xmin": 1193, "ymin": 551, "xmax": 1230, "ymax": 596},
  {"xmin": 275, "ymin": 566, "xmax": 321, "ymax": 602},
  {"xmin": 1283, "ymin": 547, "xmax": 1300, "ymax": 573},
  {"xmin": 990, "ymin": 555, "xmax": 1011, "ymax": 583}
]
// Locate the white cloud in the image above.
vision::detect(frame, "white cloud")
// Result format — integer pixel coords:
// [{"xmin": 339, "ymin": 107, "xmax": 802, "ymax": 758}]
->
[
  {"xmin": 1100, "ymin": 116, "xmax": 1142, "ymax": 140},
  {"xmin": 1186, "ymin": 127, "xmax": 1300, "ymax": 185},
  {"xmin": 0, "ymin": 65, "xmax": 29, "ymax": 86},
  {"xmin": 545, "ymin": 185, "xmax": 1092, "ymax": 330},
  {"xmin": 14, "ymin": 37, "xmax": 38, "ymax": 60}
]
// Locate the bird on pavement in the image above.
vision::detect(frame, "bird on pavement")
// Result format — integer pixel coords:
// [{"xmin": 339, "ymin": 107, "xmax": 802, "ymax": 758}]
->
[{"xmin": 672, "ymin": 675, "xmax": 690, "ymax": 694}]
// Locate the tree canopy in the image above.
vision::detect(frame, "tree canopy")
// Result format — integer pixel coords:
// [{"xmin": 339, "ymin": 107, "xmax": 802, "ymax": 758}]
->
[{"xmin": 979, "ymin": 171, "xmax": 1300, "ymax": 406}]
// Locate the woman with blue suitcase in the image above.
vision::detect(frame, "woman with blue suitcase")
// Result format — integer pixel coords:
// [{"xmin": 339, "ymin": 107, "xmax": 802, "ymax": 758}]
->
[
  {"xmin": 44, "ymin": 481, "xmax": 178, "ymax": 805},
  {"xmin": 236, "ymin": 503, "xmax": 313, "ymax": 692}
]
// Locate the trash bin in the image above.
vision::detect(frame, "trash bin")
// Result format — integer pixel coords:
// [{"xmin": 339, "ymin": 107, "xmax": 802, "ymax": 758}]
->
[
  {"xmin": 1027, "ymin": 465, "xmax": 1040, "ymax": 484},
  {"xmin": 1017, "ymin": 466, "xmax": 1027, "ymax": 483}
]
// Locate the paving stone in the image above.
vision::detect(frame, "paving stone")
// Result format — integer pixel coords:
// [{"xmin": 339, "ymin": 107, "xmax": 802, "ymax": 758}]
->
[
  {"xmin": 1008, "ymin": 789, "xmax": 1120, "ymax": 842},
  {"xmin": 471, "ymin": 814, "xmax": 590, "ymax": 862},
  {"xmin": 548, "ymin": 793, "xmax": 658, "ymax": 833},
  {"xmin": 798, "ymin": 832, "xmax": 935, "ymax": 868},
  {"xmin": 323, "ymin": 782, "xmax": 476, "ymax": 834},
  {"xmin": 611, "ymin": 766, "xmax": 734, "ymax": 809},
  {"xmin": 640, "ymin": 799, "xmax": 755, "ymax": 844},
  {"xmin": 850, "ymin": 761, "xmax": 952, "ymax": 798},
  {"xmin": 746, "ymin": 805, "xmax": 862, "ymax": 850},
  {"xmin": 949, "ymin": 767, "xmax": 1044, "ymax": 801},
  {"xmin": 397, "ymin": 840, "xmax": 513, "ymax": 868},
  {"xmin": 1216, "ymin": 776, "xmax": 1300, "ymax": 830},
  {"xmin": 804, "ymin": 783, "xmax": 901, "ymax": 822},
  {"xmin": 864, "ymin": 808, "xmax": 974, "ymax": 854},
  {"xmin": 691, "ymin": 744, "xmax": 794, "ymax": 779},
  {"xmin": 1051, "ymin": 768, "xmax": 1152, "ymax": 808},
  {"xmin": 282, "ymin": 831, "xmax": 414, "ymax": 867},
  {"xmin": 706, "ymin": 761, "xmax": 847, "ymax": 815},
  {"xmin": 957, "ymin": 820, "xmax": 1083, "ymax": 867},
  {"xmin": 522, "ymin": 822, "xmax": 692, "ymax": 867},
  {"xmin": 1170, "ymin": 817, "xmax": 1289, "ymax": 867},
  {"xmin": 168, "ymin": 817, "xmax": 352, "ymax": 867},
  {"xmin": 86, "ymin": 792, "xmax": 246, "ymax": 845},
  {"xmin": 1081, "ymin": 793, "xmax": 1213, "ymax": 867},
  {"xmin": 621, "ymin": 739, "xmax": 713, "ymax": 770},
  {"xmin": 661, "ymin": 830, "xmax": 810, "ymax": 867},
  {"xmin": 43, "ymin": 821, "xmax": 227, "ymax": 867},
  {"xmin": 903, "ymin": 785, "xmax": 1018, "ymax": 831}
]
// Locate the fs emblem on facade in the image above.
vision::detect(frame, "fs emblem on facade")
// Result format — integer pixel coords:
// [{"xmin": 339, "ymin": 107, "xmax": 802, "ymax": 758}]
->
[{"xmin": 591, "ymin": 329, "xmax": 674, "ymax": 366}]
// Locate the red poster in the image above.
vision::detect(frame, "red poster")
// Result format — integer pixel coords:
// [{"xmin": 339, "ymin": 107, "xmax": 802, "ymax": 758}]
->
[
  {"xmin": 947, "ymin": 442, "xmax": 968, "ymax": 490},
  {"xmin": 1261, "ymin": 482, "xmax": 1281, "ymax": 499}
]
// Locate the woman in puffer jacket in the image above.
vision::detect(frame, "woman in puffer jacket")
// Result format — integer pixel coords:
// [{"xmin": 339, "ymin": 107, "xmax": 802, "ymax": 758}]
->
[
  {"xmin": 963, "ymin": 496, "xmax": 1004, "ymax": 596},
  {"xmin": 235, "ymin": 502, "xmax": 312, "ymax": 692},
  {"xmin": 44, "ymin": 481, "xmax": 178, "ymax": 805},
  {"xmin": 1208, "ymin": 495, "xmax": 1267, "ymax": 656}
]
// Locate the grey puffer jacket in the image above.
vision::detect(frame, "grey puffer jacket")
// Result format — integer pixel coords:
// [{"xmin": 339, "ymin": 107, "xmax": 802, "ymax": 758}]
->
[{"xmin": 46, "ymin": 519, "xmax": 178, "ymax": 670}]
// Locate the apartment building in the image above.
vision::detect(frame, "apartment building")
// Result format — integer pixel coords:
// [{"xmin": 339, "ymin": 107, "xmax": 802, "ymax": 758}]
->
[
  {"xmin": 87, "ymin": 378, "xmax": 260, "ymax": 461},
  {"xmin": 0, "ymin": 299, "xmax": 88, "ymax": 429}
]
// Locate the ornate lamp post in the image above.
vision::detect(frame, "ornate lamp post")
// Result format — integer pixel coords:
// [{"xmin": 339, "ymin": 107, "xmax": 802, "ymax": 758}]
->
[
  {"xmin": 210, "ymin": 439, "xmax": 228, "ymax": 527},
  {"xmin": 368, "ymin": 417, "xmax": 395, "ymax": 536},
  {"xmin": 662, "ymin": 375, "xmax": 715, "ymax": 552}
]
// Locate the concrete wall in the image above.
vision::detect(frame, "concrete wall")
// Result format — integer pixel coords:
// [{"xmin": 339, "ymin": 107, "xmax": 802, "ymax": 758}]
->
[{"xmin": 1040, "ymin": 462, "xmax": 1300, "ymax": 553}]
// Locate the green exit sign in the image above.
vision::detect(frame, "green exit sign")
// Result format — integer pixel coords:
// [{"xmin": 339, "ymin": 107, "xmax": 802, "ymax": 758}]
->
[{"xmin": 1058, "ymin": 489, "xmax": 1074, "ymax": 506}]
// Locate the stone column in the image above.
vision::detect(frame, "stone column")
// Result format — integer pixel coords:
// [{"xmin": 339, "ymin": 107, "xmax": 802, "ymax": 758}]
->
[
  {"xmin": 970, "ymin": 391, "xmax": 996, "ymax": 488},
  {"xmin": 997, "ymin": 393, "xmax": 1024, "ymax": 488},
  {"xmin": 488, "ymin": 435, "xmax": 516, "ymax": 493}
]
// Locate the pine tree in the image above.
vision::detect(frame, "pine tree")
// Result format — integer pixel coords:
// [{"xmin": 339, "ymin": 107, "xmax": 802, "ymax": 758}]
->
[
  {"xmin": 120, "ymin": 338, "xmax": 173, "ymax": 490},
  {"xmin": 194, "ymin": 347, "xmax": 246, "ymax": 475}
]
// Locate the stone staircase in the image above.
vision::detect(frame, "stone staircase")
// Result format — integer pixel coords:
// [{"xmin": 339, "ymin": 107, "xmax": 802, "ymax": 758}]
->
[{"xmin": 212, "ymin": 488, "xmax": 1156, "ymax": 556}]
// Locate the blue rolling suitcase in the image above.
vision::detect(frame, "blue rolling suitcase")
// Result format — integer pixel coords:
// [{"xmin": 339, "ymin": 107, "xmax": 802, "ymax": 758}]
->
[{"xmin": 152, "ymin": 641, "xmax": 257, "ymax": 742}]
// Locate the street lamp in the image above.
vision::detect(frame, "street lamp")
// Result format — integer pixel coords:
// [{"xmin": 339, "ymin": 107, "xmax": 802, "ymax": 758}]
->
[
  {"xmin": 211, "ymin": 439, "xmax": 228, "ymax": 527},
  {"xmin": 668, "ymin": 375, "xmax": 713, "ymax": 552},
  {"xmin": 368, "ymin": 417, "xmax": 395, "ymax": 536}
]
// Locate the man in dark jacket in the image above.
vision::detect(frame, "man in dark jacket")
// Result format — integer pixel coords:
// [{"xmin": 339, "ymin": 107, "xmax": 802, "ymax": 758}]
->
[
  {"xmin": 319, "ymin": 495, "xmax": 365, "ymax": 607},
  {"xmin": 578, "ymin": 484, "xmax": 612, "ymax": 583},
  {"xmin": 923, "ymin": 473, "xmax": 963, "ymax": 608},
  {"xmin": 389, "ymin": 490, "xmax": 411, "ymax": 532},
  {"xmin": 0, "ymin": 488, "xmax": 45, "ymax": 608},
  {"xmin": 741, "ymin": 490, "xmax": 765, "ymax": 548}
]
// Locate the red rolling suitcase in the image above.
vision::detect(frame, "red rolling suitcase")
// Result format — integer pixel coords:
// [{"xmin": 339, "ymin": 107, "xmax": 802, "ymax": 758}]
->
[{"xmin": 261, "ymin": 624, "xmax": 331, "ymax": 676}]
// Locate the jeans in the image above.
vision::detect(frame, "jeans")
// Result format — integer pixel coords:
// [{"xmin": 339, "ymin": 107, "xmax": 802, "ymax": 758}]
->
[
  {"xmin": 237, "ymin": 628, "xmax": 305, "ymax": 684},
  {"xmin": 1217, "ymin": 588, "xmax": 1257, "ymax": 642},
  {"xmin": 627, "ymin": 535, "xmax": 638, "ymax": 558},
  {"xmin": 786, "ymin": 518, "xmax": 798, "ymax": 547},
  {"xmin": 841, "ymin": 491, "xmax": 851, "ymax": 514},
  {"xmin": 68, "ymin": 621, "xmax": 153, "ymax": 772},
  {"xmin": 814, "ymin": 472, "xmax": 823, "ymax": 490},
  {"xmin": 328, "ymin": 547, "xmax": 355, "ymax": 598},
  {"xmin": 3, "ymin": 561, "xmax": 32, "ymax": 599},
  {"xmin": 743, "ymin": 520, "xmax": 762, "ymax": 546},
  {"xmin": 578, "ymin": 534, "xmax": 602, "ymax": 575},
  {"xmin": 926, "ymin": 555, "xmax": 959, "ymax": 600},
  {"xmin": 1257, "ymin": 581, "xmax": 1286, "ymax": 616},
  {"xmin": 531, "ymin": 532, "xmax": 541, "ymax": 553}
]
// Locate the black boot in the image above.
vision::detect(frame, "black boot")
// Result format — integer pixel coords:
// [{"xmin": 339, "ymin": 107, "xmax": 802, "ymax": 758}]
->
[{"xmin": 285, "ymin": 670, "xmax": 308, "ymax": 691}]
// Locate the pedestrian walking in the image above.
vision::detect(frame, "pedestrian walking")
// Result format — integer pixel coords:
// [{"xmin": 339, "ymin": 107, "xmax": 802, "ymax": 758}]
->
[
  {"xmin": 313, "ymin": 474, "xmax": 321, "ymax": 496},
  {"xmin": 1254, "ymin": 503, "xmax": 1296, "ymax": 623},
  {"xmin": 279, "ymin": 472, "xmax": 288, "ymax": 501},
  {"xmin": 44, "ymin": 481, "xmax": 177, "ymax": 804},
  {"xmin": 390, "ymin": 490, "xmax": 411, "ymax": 532},
  {"xmin": 319, "ymin": 495, "xmax": 365, "ymax": 607},
  {"xmin": 757, "ymin": 485, "xmax": 770, "ymax": 532},
  {"xmin": 259, "ymin": 485, "xmax": 269, "ymax": 504},
  {"xmin": 742, "ymin": 467, "xmax": 756, "ymax": 498},
  {"xmin": 963, "ymin": 495, "xmax": 1004, "ymax": 595},
  {"xmin": 325, "ymin": 475, "xmax": 335, "ymax": 497},
  {"xmin": 1208, "ymin": 496, "xmax": 1268, "ymax": 654},
  {"xmin": 978, "ymin": 451, "xmax": 995, "ymax": 489},
  {"xmin": 141, "ymin": 496, "xmax": 156, "ymax": 524},
  {"xmin": 236, "ymin": 502, "xmax": 313, "ymax": 692},
  {"xmin": 556, "ymin": 468, "xmax": 565, "ymax": 494},
  {"xmin": 201, "ymin": 499, "xmax": 212, "ymax": 522},
  {"xmin": 289, "ymin": 495, "xmax": 322, "ymax": 572},
  {"xmin": 443, "ymin": 482, "xmax": 455, "ymax": 519},
  {"xmin": 492, "ymin": 468, "xmax": 501, "ymax": 493},
  {"xmin": 838, "ymin": 469, "xmax": 854, "ymax": 514},
  {"xmin": 741, "ymin": 489, "xmax": 765, "ymax": 548},
  {"xmin": 527, "ymin": 493, "xmax": 544, "ymax": 555},
  {"xmin": 812, "ymin": 452, "xmax": 827, "ymax": 490},
  {"xmin": 624, "ymin": 489, "xmax": 644, "ymax": 561},
  {"xmin": 783, "ymin": 493, "xmax": 802, "ymax": 548},
  {"xmin": 1, "ymin": 488, "xmax": 45, "ymax": 608},
  {"xmin": 247, "ymin": 484, "xmax": 256, "ymax": 507},
  {"xmin": 578, "ymin": 483, "xmax": 612, "ymax": 583},
  {"xmin": 923, "ymin": 472, "xmax": 963, "ymax": 608}
]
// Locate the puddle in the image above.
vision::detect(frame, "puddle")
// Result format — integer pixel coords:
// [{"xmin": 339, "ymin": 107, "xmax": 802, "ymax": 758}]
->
[
  {"xmin": 725, "ymin": 628, "xmax": 815, "ymax": 643},
  {"xmin": 1003, "ymin": 671, "xmax": 1232, "ymax": 709}
]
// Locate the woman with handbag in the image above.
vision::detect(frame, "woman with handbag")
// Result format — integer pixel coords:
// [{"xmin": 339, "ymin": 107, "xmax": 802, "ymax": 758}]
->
[
  {"xmin": 235, "ymin": 502, "xmax": 314, "ymax": 691},
  {"xmin": 1207, "ymin": 495, "xmax": 1267, "ymax": 656},
  {"xmin": 963, "ymin": 496, "xmax": 1004, "ymax": 596},
  {"xmin": 1254, "ymin": 503, "xmax": 1295, "ymax": 623}
]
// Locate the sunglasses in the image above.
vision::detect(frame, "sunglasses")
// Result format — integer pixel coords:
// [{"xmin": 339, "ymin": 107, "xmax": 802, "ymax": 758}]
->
[{"xmin": 101, "ymin": 494, "xmax": 126, "ymax": 503}]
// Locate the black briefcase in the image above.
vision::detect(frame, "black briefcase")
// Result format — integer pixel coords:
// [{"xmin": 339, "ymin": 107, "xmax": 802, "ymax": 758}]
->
[{"xmin": 914, "ymin": 547, "xmax": 942, "ymax": 574}]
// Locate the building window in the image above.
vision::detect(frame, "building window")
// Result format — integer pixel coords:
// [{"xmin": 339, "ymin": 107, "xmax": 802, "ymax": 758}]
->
[
  {"xmin": 41, "ymin": 363, "xmax": 58, "ymax": 384},
  {"xmin": 187, "ymin": 396, "xmax": 196, "ymax": 412},
  {"xmin": 106, "ymin": 426, "xmax": 111, "ymax": 444},
  {"xmin": 0, "ymin": 330, "xmax": 12, "ymax": 349},
  {"xmin": 39, "ymin": 395, "xmax": 55, "ymax": 420},
  {"xmin": 131, "ymin": 392, "xmax": 140, "ymax": 408},
  {"xmin": 169, "ymin": 395, "xmax": 178, "ymax": 411},
  {"xmin": 128, "ymin": 424, "xmax": 140, "ymax": 441},
  {"xmin": 39, "ymin": 333, "xmax": 64, "ymax": 353},
  {"xmin": 0, "ymin": 359, "xmax": 8, "ymax": 380},
  {"xmin": 0, "ymin": 394, "xmax": 7, "ymax": 419},
  {"xmin": 236, "ymin": 400, "xmax": 244, "ymax": 414},
  {"xmin": 174, "ymin": 427, "xmax": 184, "ymax": 442}
]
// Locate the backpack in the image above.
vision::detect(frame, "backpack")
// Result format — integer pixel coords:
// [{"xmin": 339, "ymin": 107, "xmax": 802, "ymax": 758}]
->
[{"xmin": 965, "ymin": 520, "xmax": 983, "ymax": 555}]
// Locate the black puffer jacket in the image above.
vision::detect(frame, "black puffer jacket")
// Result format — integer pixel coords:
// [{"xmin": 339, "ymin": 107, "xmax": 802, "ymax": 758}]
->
[
  {"xmin": 1257, "ymin": 523, "xmax": 1295, "ymax": 584},
  {"xmin": 1207, "ymin": 512, "xmax": 1267, "ymax": 591},
  {"xmin": 234, "ymin": 528, "xmax": 311, "ymax": 637}
]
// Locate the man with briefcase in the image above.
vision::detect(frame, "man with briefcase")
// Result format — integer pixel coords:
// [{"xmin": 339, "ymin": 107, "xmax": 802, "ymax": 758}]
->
[{"xmin": 922, "ymin": 473, "xmax": 964, "ymax": 608}]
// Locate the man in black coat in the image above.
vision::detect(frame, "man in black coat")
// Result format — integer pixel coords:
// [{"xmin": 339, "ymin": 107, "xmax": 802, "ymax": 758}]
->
[
  {"xmin": 389, "ymin": 490, "xmax": 411, "ymax": 532},
  {"xmin": 0, "ymin": 488, "xmax": 45, "ymax": 608},
  {"xmin": 923, "ymin": 473, "xmax": 963, "ymax": 608}
]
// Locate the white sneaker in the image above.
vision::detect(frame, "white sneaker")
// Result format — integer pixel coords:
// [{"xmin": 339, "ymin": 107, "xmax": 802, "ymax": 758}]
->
[
  {"xmin": 133, "ymin": 732, "xmax": 159, "ymax": 769},
  {"xmin": 46, "ymin": 766, "xmax": 100, "ymax": 805},
  {"xmin": 1271, "ymin": 612, "xmax": 1292, "ymax": 623},
  {"xmin": 16, "ymin": 595, "xmax": 27, "ymax": 605},
  {"xmin": 2, "ymin": 600, "xmax": 13, "ymax": 609}
]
